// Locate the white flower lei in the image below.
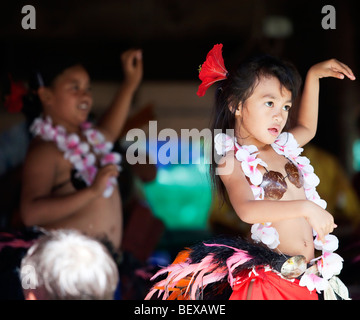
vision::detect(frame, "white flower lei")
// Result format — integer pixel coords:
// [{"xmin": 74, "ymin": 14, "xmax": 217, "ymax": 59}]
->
[
  {"xmin": 30, "ymin": 115, "xmax": 121, "ymax": 198},
  {"xmin": 214, "ymin": 132, "xmax": 344, "ymax": 293}
]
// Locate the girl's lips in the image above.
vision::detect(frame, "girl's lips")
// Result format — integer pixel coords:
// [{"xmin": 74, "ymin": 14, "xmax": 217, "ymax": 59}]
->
[
  {"xmin": 268, "ymin": 127, "xmax": 279, "ymax": 136},
  {"xmin": 77, "ymin": 103, "xmax": 90, "ymax": 111}
]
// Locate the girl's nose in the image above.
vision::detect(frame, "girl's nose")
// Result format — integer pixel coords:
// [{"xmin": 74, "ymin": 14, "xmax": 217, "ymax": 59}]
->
[
  {"xmin": 273, "ymin": 109, "xmax": 283, "ymax": 123},
  {"xmin": 81, "ymin": 90, "xmax": 93, "ymax": 105},
  {"xmin": 81, "ymin": 89, "xmax": 92, "ymax": 100}
]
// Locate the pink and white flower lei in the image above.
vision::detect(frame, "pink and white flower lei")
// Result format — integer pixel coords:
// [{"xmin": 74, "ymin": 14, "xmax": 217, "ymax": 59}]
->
[
  {"xmin": 30, "ymin": 116, "xmax": 121, "ymax": 198},
  {"xmin": 214, "ymin": 132, "xmax": 343, "ymax": 293}
]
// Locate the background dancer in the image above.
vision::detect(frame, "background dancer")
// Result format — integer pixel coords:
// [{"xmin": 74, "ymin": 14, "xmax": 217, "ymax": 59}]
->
[{"xmin": 20, "ymin": 49, "xmax": 143, "ymax": 252}]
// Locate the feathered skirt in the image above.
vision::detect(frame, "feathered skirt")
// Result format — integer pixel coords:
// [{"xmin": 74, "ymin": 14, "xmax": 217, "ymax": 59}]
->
[{"xmin": 145, "ymin": 237, "xmax": 319, "ymax": 300}]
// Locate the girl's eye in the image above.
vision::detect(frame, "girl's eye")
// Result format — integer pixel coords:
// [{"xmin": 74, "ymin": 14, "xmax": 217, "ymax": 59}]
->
[
  {"xmin": 265, "ymin": 101, "xmax": 274, "ymax": 108},
  {"xmin": 282, "ymin": 105, "xmax": 291, "ymax": 111}
]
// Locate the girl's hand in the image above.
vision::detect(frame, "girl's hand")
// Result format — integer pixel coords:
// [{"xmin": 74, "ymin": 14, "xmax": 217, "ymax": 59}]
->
[
  {"xmin": 309, "ymin": 58, "xmax": 356, "ymax": 81},
  {"xmin": 304, "ymin": 201, "xmax": 337, "ymax": 243},
  {"xmin": 121, "ymin": 49, "xmax": 143, "ymax": 91},
  {"xmin": 91, "ymin": 164, "xmax": 119, "ymax": 197}
]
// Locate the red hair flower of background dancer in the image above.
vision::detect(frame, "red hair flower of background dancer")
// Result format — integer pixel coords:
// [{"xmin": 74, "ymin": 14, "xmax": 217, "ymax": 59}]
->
[{"xmin": 4, "ymin": 74, "xmax": 27, "ymax": 113}]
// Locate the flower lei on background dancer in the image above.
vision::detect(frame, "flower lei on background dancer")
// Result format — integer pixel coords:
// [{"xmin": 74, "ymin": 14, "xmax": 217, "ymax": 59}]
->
[
  {"xmin": 200, "ymin": 44, "xmax": 343, "ymax": 293},
  {"xmin": 30, "ymin": 115, "xmax": 121, "ymax": 198},
  {"xmin": 3, "ymin": 66, "xmax": 122, "ymax": 199}
]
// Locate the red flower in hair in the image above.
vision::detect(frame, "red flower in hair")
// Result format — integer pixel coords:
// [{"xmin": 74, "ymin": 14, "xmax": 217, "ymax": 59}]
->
[
  {"xmin": 197, "ymin": 44, "xmax": 228, "ymax": 97},
  {"xmin": 4, "ymin": 74, "xmax": 28, "ymax": 113}
]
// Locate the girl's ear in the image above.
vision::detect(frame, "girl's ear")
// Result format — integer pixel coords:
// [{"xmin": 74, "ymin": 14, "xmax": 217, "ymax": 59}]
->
[
  {"xmin": 37, "ymin": 87, "xmax": 53, "ymax": 106},
  {"xmin": 234, "ymin": 103, "xmax": 242, "ymax": 116}
]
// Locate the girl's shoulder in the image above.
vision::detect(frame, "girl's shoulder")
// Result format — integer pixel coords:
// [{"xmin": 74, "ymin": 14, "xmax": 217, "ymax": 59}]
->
[
  {"xmin": 29, "ymin": 137, "xmax": 59, "ymax": 151},
  {"xmin": 217, "ymin": 149, "xmax": 251, "ymax": 183},
  {"xmin": 26, "ymin": 138, "xmax": 62, "ymax": 163}
]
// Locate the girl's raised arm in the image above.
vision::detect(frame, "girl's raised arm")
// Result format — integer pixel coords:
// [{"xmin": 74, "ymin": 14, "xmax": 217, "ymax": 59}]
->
[
  {"xmin": 290, "ymin": 59, "xmax": 355, "ymax": 147},
  {"xmin": 97, "ymin": 49, "xmax": 143, "ymax": 142}
]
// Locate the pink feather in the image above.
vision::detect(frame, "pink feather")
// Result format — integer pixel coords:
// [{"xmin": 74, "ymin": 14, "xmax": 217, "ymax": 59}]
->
[{"xmin": 146, "ymin": 243, "xmax": 254, "ymax": 300}]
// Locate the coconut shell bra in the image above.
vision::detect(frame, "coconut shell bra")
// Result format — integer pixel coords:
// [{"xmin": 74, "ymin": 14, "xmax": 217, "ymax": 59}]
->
[
  {"xmin": 214, "ymin": 131, "xmax": 325, "ymax": 206},
  {"xmin": 235, "ymin": 136, "xmax": 304, "ymax": 200},
  {"xmin": 259, "ymin": 157, "xmax": 304, "ymax": 200}
]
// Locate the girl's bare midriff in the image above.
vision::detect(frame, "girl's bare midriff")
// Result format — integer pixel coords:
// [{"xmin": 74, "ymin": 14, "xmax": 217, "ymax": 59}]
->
[
  {"xmin": 258, "ymin": 150, "xmax": 314, "ymax": 262},
  {"xmin": 46, "ymin": 182, "xmax": 122, "ymax": 251},
  {"xmin": 40, "ymin": 152, "xmax": 123, "ymax": 251},
  {"xmin": 272, "ymin": 217, "xmax": 314, "ymax": 262}
]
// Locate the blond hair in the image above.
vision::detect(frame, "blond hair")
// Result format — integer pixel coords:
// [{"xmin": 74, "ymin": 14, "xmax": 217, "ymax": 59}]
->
[{"xmin": 20, "ymin": 229, "xmax": 119, "ymax": 300}]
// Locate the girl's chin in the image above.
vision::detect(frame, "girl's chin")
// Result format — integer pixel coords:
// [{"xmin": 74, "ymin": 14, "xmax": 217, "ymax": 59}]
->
[{"xmin": 77, "ymin": 112, "xmax": 90, "ymax": 122}]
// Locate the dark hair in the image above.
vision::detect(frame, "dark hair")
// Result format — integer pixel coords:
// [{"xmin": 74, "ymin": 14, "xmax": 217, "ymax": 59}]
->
[
  {"xmin": 210, "ymin": 54, "xmax": 302, "ymax": 203},
  {"xmin": 22, "ymin": 54, "xmax": 85, "ymax": 125}
]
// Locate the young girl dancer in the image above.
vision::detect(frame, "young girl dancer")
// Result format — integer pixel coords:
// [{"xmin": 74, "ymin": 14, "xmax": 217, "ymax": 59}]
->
[
  {"xmin": 20, "ymin": 49, "xmax": 143, "ymax": 252},
  {"xmin": 146, "ymin": 44, "xmax": 355, "ymax": 300}
]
